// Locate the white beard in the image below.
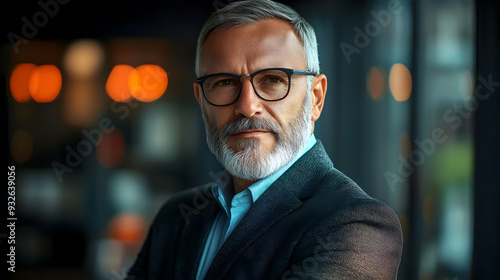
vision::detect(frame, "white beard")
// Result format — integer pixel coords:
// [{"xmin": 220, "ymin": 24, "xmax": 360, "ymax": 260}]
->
[{"xmin": 202, "ymin": 90, "xmax": 312, "ymax": 181}]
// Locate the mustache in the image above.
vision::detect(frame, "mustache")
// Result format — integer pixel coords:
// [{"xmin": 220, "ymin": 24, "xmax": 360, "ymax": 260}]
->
[{"xmin": 219, "ymin": 117, "xmax": 282, "ymax": 138}]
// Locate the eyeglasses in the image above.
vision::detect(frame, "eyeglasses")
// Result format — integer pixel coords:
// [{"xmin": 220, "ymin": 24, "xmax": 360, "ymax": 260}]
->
[{"xmin": 196, "ymin": 67, "xmax": 317, "ymax": 106}]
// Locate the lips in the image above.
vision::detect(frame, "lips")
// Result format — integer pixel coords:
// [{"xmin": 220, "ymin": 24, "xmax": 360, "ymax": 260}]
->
[{"xmin": 233, "ymin": 130, "xmax": 270, "ymax": 137}]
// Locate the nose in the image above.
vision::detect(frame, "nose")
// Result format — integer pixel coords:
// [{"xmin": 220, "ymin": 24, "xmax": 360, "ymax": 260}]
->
[{"xmin": 234, "ymin": 76, "xmax": 263, "ymax": 118}]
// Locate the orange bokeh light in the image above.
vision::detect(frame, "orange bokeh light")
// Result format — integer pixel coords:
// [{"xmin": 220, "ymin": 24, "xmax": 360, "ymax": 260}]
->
[
  {"xmin": 389, "ymin": 63, "xmax": 412, "ymax": 102},
  {"xmin": 10, "ymin": 63, "xmax": 37, "ymax": 103},
  {"xmin": 105, "ymin": 65, "xmax": 135, "ymax": 102},
  {"xmin": 107, "ymin": 213, "xmax": 147, "ymax": 244},
  {"xmin": 28, "ymin": 65, "xmax": 62, "ymax": 103},
  {"xmin": 367, "ymin": 66, "xmax": 384, "ymax": 100},
  {"xmin": 129, "ymin": 64, "xmax": 168, "ymax": 102},
  {"xmin": 64, "ymin": 39, "xmax": 104, "ymax": 79}
]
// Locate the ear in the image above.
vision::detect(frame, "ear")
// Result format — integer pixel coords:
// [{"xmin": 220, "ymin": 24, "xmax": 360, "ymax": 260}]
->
[
  {"xmin": 193, "ymin": 82, "xmax": 202, "ymax": 105},
  {"xmin": 311, "ymin": 74, "xmax": 327, "ymax": 121}
]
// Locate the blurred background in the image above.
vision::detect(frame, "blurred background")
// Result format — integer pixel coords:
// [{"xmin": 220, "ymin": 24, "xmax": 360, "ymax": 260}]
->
[{"xmin": 2, "ymin": 0, "xmax": 499, "ymax": 279}]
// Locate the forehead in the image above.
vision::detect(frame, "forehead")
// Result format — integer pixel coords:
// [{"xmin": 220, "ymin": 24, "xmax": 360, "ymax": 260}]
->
[{"xmin": 199, "ymin": 18, "xmax": 306, "ymax": 75}]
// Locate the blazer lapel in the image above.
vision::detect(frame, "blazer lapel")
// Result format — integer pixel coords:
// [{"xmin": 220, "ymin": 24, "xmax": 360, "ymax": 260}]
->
[
  {"xmin": 174, "ymin": 188, "xmax": 220, "ymax": 280},
  {"xmin": 203, "ymin": 141, "xmax": 333, "ymax": 279},
  {"xmin": 204, "ymin": 178, "xmax": 303, "ymax": 279}
]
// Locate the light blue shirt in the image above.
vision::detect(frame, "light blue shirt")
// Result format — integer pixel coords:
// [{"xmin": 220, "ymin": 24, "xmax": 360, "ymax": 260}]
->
[{"xmin": 195, "ymin": 134, "xmax": 317, "ymax": 280}]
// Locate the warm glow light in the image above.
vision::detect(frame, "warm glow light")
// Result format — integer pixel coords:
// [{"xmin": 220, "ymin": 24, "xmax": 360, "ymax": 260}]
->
[
  {"xmin": 105, "ymin": 65, "xmax": 135, "ymax": 102},
  {"xmin": 64, "ymin": 39, "xmax": 104, "ymax": 79},
  {"xmin": 29, "ymin": 65, "xmax": 62, "ymax": 103},
  {"xmin": 129, "ymin": 64, "xmax": 168, "ymax": 102},
  {"xmin": 11, "ymin": 129, "xmax": 33, "ymax": 164},
  {"xmin": 107, "ymin": 213, "xmax": 147, "ymax": 244},
  {"xmin": 97, "ymin": 130, "xmax": 125, "ymax": 168},
  {"xmin": 10, "ymin": 63, "xmax": 37, "ymax": 103},
  {"xmin": 367, "ymin": 66, "xmax": 384, "ymax": 100},
  {"xmin": 63, "ymin": 81, "xmax": 103, "ymax": 127},
  {"xmin": 389, "ymin": 63, "xmax": 412, "ymax": 102}
]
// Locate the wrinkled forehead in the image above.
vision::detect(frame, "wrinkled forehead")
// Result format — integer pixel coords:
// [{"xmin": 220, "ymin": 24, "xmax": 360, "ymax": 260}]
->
[{"xmin": 198, "ymin": 19, "xmax": 307, "ymax": 76}]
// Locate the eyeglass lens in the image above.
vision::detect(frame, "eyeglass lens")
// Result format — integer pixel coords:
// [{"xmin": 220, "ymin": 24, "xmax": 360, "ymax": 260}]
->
[{"xmin": 203, "ymin": 69, "xmax": 290, "ymax": 105}]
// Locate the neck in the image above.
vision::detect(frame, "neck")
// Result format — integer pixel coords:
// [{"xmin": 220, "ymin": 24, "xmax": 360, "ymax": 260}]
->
[{"xmin": 232, "ymin": 177, "xmax": 256, "ymax": 194}]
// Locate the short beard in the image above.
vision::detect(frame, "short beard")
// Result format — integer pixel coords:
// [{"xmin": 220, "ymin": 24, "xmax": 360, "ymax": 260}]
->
[{"xmin": 202, "ymin": 88, "xmax": 312, "ymax": 181}]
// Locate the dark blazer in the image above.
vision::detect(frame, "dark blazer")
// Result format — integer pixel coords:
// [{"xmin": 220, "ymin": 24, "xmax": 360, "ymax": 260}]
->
[{"xmin": 127, "ymin": 141, "xmax": 403, "ymax": 280}]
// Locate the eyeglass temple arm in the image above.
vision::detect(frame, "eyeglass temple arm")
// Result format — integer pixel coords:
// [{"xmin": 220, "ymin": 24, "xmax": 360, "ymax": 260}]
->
[{"xmin": 292, "ymin": 69, "xmax": 317, "ymax": 76}]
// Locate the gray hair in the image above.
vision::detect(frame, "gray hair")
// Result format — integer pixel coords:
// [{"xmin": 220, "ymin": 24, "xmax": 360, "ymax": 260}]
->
[{"xmin": 195, "ymin": 0, "xmax": 320, "ymax": 77}]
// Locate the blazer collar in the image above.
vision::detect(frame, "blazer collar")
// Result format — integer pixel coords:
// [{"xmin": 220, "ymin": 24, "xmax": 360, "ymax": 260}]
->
[
  {"xmin": 174, "ymin": 187, "xmax": 220, "ymax": 280},
  {"xmin": 204, "ymin": 141, "xmax": 334, "ymax": 279}
]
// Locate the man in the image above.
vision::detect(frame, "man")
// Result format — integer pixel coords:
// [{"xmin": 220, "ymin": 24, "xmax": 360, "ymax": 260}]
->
[{"xmin": 127, "ymin": 0, "xmax": 403, "ymax": 279}]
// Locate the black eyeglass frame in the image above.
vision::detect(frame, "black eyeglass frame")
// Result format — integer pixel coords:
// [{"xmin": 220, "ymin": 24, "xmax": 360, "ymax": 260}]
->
[{"xmin": 196, "ymin": 67, "xmax": 317, "ymax": 107}]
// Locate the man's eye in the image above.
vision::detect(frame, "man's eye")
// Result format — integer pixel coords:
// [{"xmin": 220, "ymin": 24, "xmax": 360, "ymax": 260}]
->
[
  {"xmin": 216, "ymin": 79, "xmax": 235, "ymax": 86},
  {"xmin": 266, "ymin": 77, "xmax": 280, "ymax": 83},
  {"xmin": 263, "ymin": 76, "xmax": 286, "ymax": 84}
]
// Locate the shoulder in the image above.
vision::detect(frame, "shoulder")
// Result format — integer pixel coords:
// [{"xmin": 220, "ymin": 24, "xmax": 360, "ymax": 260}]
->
[
  {"xmin": 289, "ymin": 167, "xmax": 403, "ymax": 278},
  {"xmin": 310, "ymin": 166, "xmax": 402, "ymax": 237}
]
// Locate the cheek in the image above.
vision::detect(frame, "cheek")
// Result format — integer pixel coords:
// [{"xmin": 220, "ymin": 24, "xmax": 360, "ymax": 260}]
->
[
  {"xmin": 203, "ymin": 106, "xmax": 234, "ymax": 128},
  {"xmin": 268, "ymin": 93, "xmax": 307, "ymax": 130}
]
